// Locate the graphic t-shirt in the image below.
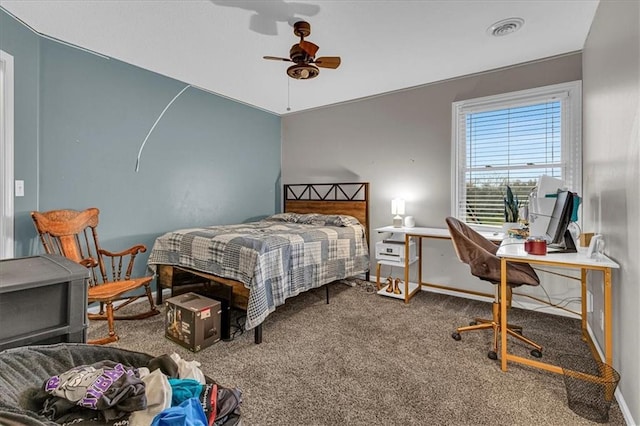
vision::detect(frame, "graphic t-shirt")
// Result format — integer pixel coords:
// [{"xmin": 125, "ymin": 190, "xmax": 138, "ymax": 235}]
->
[{"xmin": 43, "ymin": 360, "xmax": 147, "ymax": 421}]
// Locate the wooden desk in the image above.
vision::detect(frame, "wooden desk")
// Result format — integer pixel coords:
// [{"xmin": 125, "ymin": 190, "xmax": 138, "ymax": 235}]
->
[
  {"xmin": 497, "ymin": 239, "xmax": 620, "ymax": 373},
  {"xmin": 375, "ymin": 226, "xmax": 503, "ymax": 303}
]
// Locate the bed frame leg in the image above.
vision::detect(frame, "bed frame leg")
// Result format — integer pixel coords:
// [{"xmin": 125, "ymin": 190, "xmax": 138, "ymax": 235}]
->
[
  {"xmin": 254, "ymin": 324, "xmax": 262, "ymax": 344},
  {"xmin": 156, "ymin": 286, "xmax": 163, "ymax": 305},
  {"xmin": 325, "ymin": 284, "xmax": 330, "ymax": 304}
]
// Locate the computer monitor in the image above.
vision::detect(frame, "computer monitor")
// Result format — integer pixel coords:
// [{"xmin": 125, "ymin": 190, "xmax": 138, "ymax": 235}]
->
[{"xmin": 545, "ymin": 190, "xmax": 577, "ymax": 253}]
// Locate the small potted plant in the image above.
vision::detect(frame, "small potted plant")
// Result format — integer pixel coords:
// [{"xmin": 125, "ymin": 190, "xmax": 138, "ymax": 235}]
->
[{"xmin": 503, "ymin": 185, "xmax": 519, "ymax": 231}]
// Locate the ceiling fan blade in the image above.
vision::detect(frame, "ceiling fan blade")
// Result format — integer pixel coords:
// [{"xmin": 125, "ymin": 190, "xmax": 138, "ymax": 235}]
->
[
  {"xmin": 299, "ymin": 40, "xmax": 319, "ymax": 57},
  {"xmin": 314, "ymin": 56, "xmax": 341, "ymax": 69},
  {"xmin": 263, "ymin": 56, "xmax": 292, "ymax": 62}
]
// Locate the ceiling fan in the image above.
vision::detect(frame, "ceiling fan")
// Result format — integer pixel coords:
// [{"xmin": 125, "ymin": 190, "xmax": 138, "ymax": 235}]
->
[{"xmin": 263, "ymin": 21, "xmax": 341, "ymax": 80}]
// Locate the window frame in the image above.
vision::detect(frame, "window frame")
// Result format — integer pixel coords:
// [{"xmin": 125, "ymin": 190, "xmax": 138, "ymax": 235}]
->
[{"xmin": 451, "ymin": 81, "xmax": 582, "ymax": 230}]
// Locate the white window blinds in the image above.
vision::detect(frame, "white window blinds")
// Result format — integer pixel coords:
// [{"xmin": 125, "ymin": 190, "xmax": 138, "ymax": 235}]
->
[{"xmin": 452, "ymin": 81, "xmax": 582, "ymax": 226}]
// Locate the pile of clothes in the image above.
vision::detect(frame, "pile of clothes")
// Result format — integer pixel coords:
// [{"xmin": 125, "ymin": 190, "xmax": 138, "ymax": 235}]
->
[{"xmin": 32, "ymin": 353, "xmax": 242, "ymax": 426}]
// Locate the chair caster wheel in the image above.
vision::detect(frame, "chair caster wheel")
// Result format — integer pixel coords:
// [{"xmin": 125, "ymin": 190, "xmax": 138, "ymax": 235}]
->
[
  {"xmin": 530, "ymin": 349, "xmax": 542, "ymax": 358},
  {"xmin": 469, "ymin": 321, "xmax": 477, "ymax": 326},
  {"xmin": 451, "ymin": 332, "xmax": 461, "ymax": 341},
  {"xmin": 488, "ymin": 351, "xmax": 498, "ymax": 360}
]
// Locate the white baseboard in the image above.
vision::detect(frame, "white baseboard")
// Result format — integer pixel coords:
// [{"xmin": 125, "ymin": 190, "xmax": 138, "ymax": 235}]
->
[
  {"xmin": 417, "ymin": 284, "xmax": 581, "ymax": 319},
  {"xmin": 585, "ymin": 324, "xmax": 635, "ymax": 426},
  {"xmin": 419, "ymin": 284, "xmax": 494, "ymax": 303},
  {"xmin": 508, "ymin": 299, "xmax": 580, "ymax": 319}
]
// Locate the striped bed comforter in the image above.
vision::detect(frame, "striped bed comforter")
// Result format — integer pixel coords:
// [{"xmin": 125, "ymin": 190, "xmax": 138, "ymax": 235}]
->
[{"xmin": 147, "ymin": 213, "xmax": 369, "ymax": 329}]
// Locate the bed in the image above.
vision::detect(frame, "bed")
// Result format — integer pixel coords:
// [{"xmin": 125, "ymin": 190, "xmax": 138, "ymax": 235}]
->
[{"xmin": 148, "ymin": 182, "xmax": 370, "ymax": 343}]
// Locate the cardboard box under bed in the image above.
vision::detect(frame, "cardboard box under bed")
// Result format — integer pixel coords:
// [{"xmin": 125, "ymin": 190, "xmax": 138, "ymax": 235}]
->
[{"xmin": 165, "ymin": 292, "xmax": 222, "ymax": 352}]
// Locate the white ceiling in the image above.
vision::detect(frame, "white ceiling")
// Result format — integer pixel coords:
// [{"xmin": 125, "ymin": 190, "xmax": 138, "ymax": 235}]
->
[{"xmin": 1, "ymin": 1, "xmax": 599, "ymax": 115}]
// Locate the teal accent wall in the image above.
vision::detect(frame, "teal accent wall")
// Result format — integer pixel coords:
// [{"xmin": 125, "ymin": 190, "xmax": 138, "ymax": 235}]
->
[{"xmin": 1, "ymin": 10, "xmax": 281, "ymax": 278}]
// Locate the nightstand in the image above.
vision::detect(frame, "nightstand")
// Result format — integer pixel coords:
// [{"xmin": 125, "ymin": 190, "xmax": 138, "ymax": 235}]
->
[{"xmin": 374, "ymin": 231, "xmax": 419, "ymax": 302}]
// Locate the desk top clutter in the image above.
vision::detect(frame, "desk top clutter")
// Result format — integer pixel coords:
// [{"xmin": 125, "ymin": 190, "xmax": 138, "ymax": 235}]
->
[
  {"xmin": 497, "ymin": 238, "xmax": 619, "ymax": 269},
  {"xmin": 0, "ymin": 343, "xmax": 241, "ymax": 426}
]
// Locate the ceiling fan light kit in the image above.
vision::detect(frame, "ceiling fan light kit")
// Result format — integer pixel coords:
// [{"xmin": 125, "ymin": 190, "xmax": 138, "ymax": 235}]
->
[
  {"xmin": 287, "ymin": 63, "xmax": 319, "ymax": 80},
  {"xmin": 264, "ymin": 21, "xmax": 341, "ymax": 80}
]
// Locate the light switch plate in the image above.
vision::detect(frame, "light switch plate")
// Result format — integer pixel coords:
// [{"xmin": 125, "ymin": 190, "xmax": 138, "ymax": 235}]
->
[{"xmin": 15, "ymin": 180, "xmax": 24, "ymax": 197}]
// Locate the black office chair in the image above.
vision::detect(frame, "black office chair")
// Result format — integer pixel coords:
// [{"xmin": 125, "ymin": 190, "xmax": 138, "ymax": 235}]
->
[{"xmin": 445, "ymin": 217, "xmax": 543, "ymax": 360}]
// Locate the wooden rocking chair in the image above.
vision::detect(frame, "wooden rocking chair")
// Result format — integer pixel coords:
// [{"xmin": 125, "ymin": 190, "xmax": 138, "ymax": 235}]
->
[{"xmin": 31, "ymin": 208, "xmax": 159, "ymax": 344}]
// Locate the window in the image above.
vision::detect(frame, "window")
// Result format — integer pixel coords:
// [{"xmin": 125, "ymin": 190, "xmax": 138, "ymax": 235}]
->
[{"xmin": 451, "ymin": 81, "xmax": 582, "ymax": 227}]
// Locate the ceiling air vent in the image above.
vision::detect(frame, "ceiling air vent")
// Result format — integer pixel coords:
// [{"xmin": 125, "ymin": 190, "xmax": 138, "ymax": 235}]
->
[{"xmin": 487, "ymin": 18, "xmax": 525, "ymax": 37}]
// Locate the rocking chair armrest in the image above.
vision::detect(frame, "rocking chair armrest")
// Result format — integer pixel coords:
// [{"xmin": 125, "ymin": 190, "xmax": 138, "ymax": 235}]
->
[
  {"xmin": 79, "ymin": 257, "xmax": 99, "ymax": 269},
  {"xmin": 99, "ymin": 244, "xmax": 148, "ymax": 258}
]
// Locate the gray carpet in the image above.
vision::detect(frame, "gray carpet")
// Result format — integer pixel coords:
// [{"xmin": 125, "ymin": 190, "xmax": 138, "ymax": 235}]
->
[{"xmin": 89, "ymin": 282, "xmax": 624, "ymax": 425}]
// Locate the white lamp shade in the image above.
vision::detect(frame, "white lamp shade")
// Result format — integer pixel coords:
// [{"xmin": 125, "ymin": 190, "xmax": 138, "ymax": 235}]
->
[{"xmin": 391, "ymin": 198, "xmax": 405, "ymax": 215}]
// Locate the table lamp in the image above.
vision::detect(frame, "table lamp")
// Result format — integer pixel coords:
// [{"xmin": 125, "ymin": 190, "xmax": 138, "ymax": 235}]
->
[{"xmin": 392, "ymin": 198, "xmax": 405, "ymax": 228}]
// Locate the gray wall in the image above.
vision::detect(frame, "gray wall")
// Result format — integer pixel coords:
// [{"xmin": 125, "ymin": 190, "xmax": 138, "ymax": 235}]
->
[
  {"xmin": 583, "ymin": 0, "xmax": 639, "ymax": 422},
  {"xmin": 1, "ymin": 10, "xmax": 282, "ymax": 278},
  {"xmin": 283, "ymin": 54, "xmax": 583, "ymax": 311}
]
